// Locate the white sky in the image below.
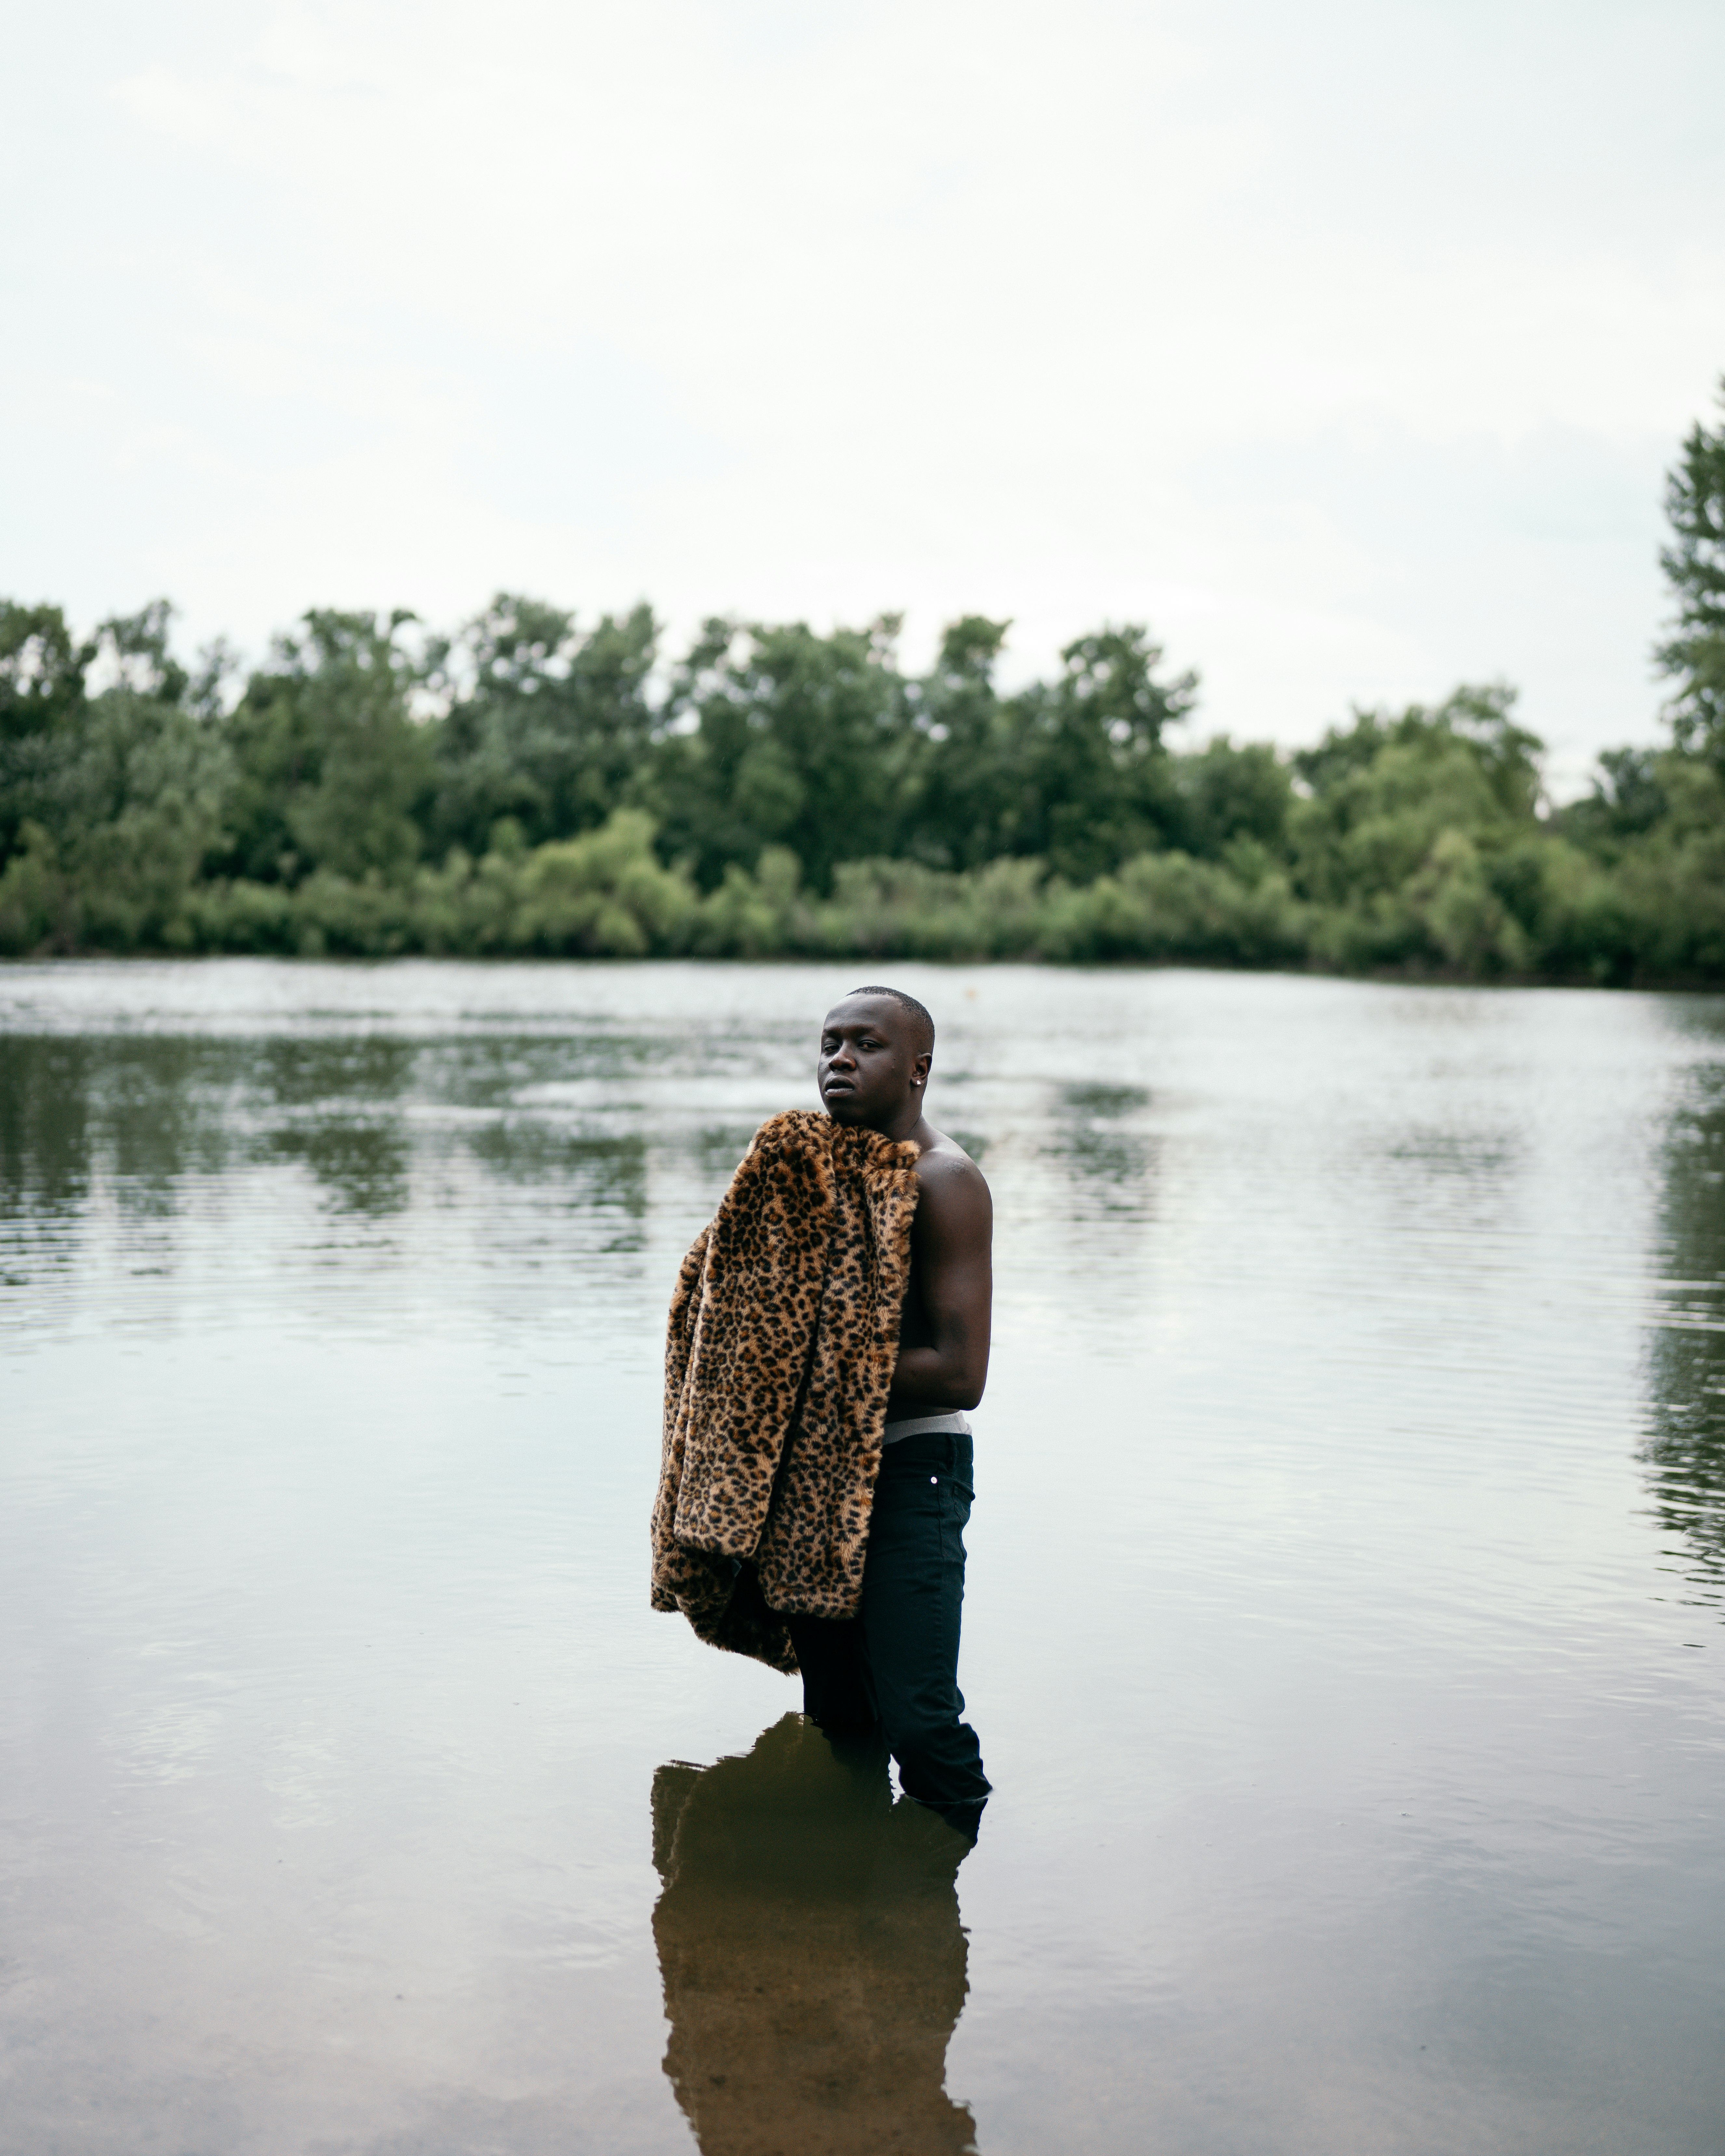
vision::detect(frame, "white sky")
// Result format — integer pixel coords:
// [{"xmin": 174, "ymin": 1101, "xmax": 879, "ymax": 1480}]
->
[{"xmin": 5, "ymin": 0, "xmax": 1724, "ymax": 792}]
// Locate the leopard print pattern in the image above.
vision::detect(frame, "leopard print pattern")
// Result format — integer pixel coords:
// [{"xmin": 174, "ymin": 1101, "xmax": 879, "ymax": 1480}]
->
[{"xmin": 650, "ymin": 1109, "xmax": 921, "ymax": 1671}]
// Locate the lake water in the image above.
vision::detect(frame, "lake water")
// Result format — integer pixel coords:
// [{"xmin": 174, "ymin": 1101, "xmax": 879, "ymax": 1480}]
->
[{"xmin": 3, "ymin": 959, "xmax": 1724, "ymax": 2156}]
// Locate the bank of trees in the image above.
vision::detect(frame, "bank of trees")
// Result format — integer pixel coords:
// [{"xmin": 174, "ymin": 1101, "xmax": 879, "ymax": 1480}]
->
[{"xmin": 6, "ymin": 385, "xmax": 1725, "ymax": 978}]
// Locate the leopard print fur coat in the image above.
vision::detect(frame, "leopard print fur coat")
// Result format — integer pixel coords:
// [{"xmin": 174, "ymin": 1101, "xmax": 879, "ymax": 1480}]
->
[{"xmin": 651, "ymin": 1108, "xmax": 921, "ymax": 1673}]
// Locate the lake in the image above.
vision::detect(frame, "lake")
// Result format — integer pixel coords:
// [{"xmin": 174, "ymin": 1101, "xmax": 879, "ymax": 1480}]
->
[{"xmin": 3, "ymin": 958, "xmax": 1723, "ymax": 2156}]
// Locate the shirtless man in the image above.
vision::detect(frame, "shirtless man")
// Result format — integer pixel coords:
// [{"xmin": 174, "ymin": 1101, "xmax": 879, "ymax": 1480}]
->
[{"xmin": 787, "ymin": 986, "xmax": 994, "ymax": 1840}]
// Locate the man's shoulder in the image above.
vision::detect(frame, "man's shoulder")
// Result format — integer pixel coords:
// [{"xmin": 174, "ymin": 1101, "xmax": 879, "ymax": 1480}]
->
[
  {"xmin": 911, "ymin": 1130, "xmax": 990, "ymax": 1214},
  {"xmin": 912, "ymin": 1125, "xmax": 981, "ymax": 1175}
]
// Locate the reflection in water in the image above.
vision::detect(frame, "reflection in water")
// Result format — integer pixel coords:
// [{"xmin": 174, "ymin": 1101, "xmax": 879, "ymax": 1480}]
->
[
  {"xmin": 651, "ymin": 1716, "xmax": 977, "ymax": 2156},
  {"xmin": 1062, "ymin": 1083, "xmax": 1150, "ymax": 1119},
  {"xmin": 253, "ymin": 1034, "xmax": 418, "ymax": 1109},
  {"xmin": 1646, "ymin": 1064, "xmax": 1725, "ymax": 1608},
  {"xmin": 0, "ymin": 1031, "xmax": 663, "ymax": 1273},
  {"xmin": 0, "ymin": 1035, "xmax": 94, "ymax": 1220},
  {"xmin": 0, "ymin": 1035, "xmax": 236, "ymax": 1218},
  {"xmin": 261, "ymin": 1116, "xmax": 413, "ymax": 1215},
  {"xmin": 252, "ymin": 1038, "xmax": 417, "ymax": 1214},
  {"xmin": 466, "ymin": 1123, "xmax": 648, "ymax": 1224},
  {"xmin": 1049, "ymin": 1082, "xmax": 1157, "ymax": 1219}
]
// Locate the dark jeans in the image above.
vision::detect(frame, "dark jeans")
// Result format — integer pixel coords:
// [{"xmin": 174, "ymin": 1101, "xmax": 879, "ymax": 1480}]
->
[{"xmin": 786, "ymin": 1433, "xmax": 990, "ymax": 1838}]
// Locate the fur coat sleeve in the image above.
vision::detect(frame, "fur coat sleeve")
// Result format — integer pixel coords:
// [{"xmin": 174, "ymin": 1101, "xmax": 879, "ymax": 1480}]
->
[{"xmin": 650, "ymin": 1108, "xmax": 921, "ymax": 1672}]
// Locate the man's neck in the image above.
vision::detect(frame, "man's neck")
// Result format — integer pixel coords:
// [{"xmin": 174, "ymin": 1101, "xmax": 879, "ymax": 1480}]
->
[{"xmin": 857, "ymin": 1101, "xmax": 933, "ymax": 1148}]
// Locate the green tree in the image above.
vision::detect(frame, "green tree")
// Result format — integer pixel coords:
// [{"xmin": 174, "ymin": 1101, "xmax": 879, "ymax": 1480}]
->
[
  {"xmin": 66, "ymin": 698, "xmax": 234, "ymax": 948},
  {"xmin": 1292, "ymin": 684, "xmax": 1541, "ymax": 890},
  {"xmin": 1554, "ymin": 746, "xmax": 1669, "ymax": 861},
  {"xmin": 0, "ymin": 601, "xmax": 90, "ymax": 741},
  {"xmin": 0, "ymin": 601, "xmax": 234, "ymax": 950},
  {"xmin": 1008, "ymin": 625, "xmax": 1198, "ymax": 880},
  {"xmin": 900, "ymin": 616, "xmax": 1020, "ymax": 870},
  {"xmin": 1290, "ymin": 683, "xmax": 1545, "ymax": 970},
  {"xmin": 649, "ymin": 617, "xmax": 914, "ymax": 893},
  {"xmin": 1656, "ymin": 376, "xmax": 1725, "ymax": 758},
  {"xmin": 426, "ymin": 595, "xmax": 659, "ymax": 856},
  {"xmin": 0, "ymin": 602, "xmax": 92, "ymax": 869},
  {"xmin": 1171, "ymin": 735, "xmax": 1293, "ymax": 867},
  {"xmin": 219, "ymin": 610, "xmax": 432, "ymax": 884}
]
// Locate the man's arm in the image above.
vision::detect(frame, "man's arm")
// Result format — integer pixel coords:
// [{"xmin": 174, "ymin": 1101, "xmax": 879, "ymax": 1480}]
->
[{"xmin": 887, "ymin": 1155, "xmax": 993, "ymax": 1414}]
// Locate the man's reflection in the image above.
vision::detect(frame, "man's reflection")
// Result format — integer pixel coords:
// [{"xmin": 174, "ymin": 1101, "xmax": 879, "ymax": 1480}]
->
[{"xmin": 650, "ymin": 1714, "xmax": 978, "ymax": 2155}]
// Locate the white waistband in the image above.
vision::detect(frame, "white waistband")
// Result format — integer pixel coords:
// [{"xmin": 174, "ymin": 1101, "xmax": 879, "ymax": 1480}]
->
[{"xmin": 881, "ymin": 1409, "xmax": 972, "ymax": 1444}]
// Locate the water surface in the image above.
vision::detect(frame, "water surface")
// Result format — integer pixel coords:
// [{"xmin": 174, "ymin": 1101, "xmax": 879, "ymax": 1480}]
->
[{"xmin": 3, "ymin": 960, "xmax": 1724, "ymax": 2154}]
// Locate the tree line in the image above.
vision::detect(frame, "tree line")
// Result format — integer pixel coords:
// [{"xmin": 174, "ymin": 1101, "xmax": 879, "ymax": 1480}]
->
[{"xmin": 4, "ymin": 384, "xmax": 1725, "ymax": 979}]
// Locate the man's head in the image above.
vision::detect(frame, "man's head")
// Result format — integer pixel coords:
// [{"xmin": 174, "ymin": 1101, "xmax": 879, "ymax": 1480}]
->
[{"xmin": 818, "ymin": 987, "xmax": 936, "ymax": 1137}]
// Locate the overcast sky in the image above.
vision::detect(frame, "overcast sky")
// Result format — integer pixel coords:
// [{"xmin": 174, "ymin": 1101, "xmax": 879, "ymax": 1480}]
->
[{"xmin": 6, "ymin": 0, "xmax": 1723, "ymax": 791}]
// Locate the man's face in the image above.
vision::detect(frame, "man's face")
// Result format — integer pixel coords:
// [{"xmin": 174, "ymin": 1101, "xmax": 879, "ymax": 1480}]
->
[{"xmin": 817, "ymin": 997, "xmax": 929, "ymax": 1127}]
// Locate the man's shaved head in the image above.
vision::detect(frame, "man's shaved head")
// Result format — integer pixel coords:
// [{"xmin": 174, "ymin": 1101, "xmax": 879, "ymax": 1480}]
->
[
  {"xmin": 849, "ymin": 986, "xmax": 935, "ymax": 1059},
  {"xmin": 818, "ymin": 988, "xmax": 936, "ymax": 1136}
]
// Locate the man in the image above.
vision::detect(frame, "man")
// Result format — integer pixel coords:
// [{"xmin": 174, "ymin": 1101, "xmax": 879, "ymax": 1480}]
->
[{"xmin": 786, "ymin": 985, "xmax": 994, "ymax": 1841}]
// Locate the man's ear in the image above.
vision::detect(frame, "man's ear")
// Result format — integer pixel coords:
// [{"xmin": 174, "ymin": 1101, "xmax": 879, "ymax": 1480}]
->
[{"xmin": 912, "ymin": 1053, "xmax": 932, "ymax": 1090}]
